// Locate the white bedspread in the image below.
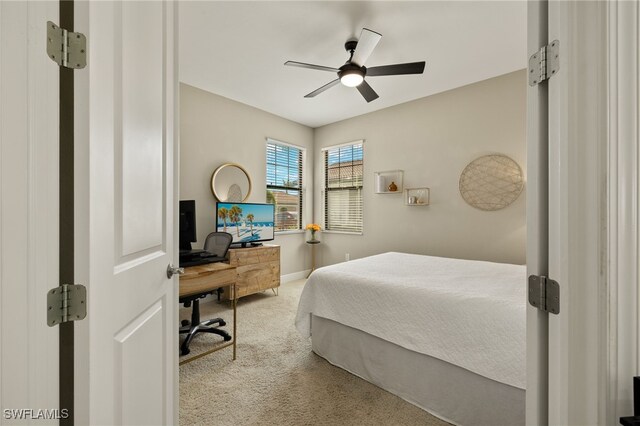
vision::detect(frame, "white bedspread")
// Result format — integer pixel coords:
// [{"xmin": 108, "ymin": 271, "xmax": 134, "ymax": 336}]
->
[{"xmin": 295, "ymin": 252, "xmax": 526, "ymax": 389}]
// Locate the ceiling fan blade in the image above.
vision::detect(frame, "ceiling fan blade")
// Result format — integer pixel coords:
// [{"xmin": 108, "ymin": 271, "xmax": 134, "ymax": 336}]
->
[
  {"xmin": 366, "ymin": 61, "xmax": 426, "ymax": 77},
  {"xmin": 304, "ymin": 79, "xmax": 341, "ymax": 98},
  {"xmin": 356, "ymin": 80, "xmax": 379, "ymax": 103},
  {"xmin": 350, "ymin": 28, "xmax": 382, "ymax": 67},
  {"xmin": 285, "ymin": 61, "xmax": 339, "ymax": 73}
]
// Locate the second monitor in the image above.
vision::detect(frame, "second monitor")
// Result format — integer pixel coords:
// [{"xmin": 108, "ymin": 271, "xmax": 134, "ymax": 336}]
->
[{"xmin": 215, "ymin": 202, "xmax": 275, "ymax": 247}]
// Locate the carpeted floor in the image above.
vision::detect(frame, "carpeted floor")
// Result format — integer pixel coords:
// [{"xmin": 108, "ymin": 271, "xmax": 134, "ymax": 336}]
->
[{"xmin": 179, "ymin": 279, "xmax": 450, "ymax": 426}]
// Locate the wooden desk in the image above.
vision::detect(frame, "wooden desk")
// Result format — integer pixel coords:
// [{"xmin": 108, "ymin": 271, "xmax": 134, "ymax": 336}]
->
[{"xmin": 179, "ymin": 262, "xmax": 237, "ymax": 365}]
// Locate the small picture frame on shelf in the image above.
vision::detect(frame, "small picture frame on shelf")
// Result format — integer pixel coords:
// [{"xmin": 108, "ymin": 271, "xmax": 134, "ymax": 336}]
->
[
  {"xmin": 374, "ymin": 170, "xmax": 403, "ymax": 194},
  {"xmin": 404, "ymin": 188, "xmax": 430, "ymax": 206}
]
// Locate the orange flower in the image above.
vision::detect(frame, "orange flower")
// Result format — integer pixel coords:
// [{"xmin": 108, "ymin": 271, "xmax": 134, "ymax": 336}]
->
[{"xmin": 305, "ymin": 223, "xmax": 322, "ymax": 232}]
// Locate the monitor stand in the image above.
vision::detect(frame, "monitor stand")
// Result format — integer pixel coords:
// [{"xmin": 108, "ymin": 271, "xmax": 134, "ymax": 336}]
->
[
  {"xmin": 179, "ymin": 240, "xmax": 193, "ymax": 252},
  {"xmin": 235, "ymin": 242, "xmax": 263, "ymax": 248}
]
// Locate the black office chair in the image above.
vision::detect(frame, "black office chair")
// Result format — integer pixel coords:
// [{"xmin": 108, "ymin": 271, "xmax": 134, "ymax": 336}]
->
[
  {"xmin": 179, "ymin": 232, "xmax": 233, "ymax": 356},
  {"xmin": 203, "ymin": 232, "xmax": 233, "ymax": 258}
]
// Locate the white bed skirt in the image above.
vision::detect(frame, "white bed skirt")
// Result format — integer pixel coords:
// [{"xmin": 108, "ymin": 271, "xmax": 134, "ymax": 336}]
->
[{"xmin": 311, "ymin": 315, "xmax": 525, "ymax": 426}]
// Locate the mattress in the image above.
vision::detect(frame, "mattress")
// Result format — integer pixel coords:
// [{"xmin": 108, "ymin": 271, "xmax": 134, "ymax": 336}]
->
[{"xmin": 295, "ymin": 252, "xmax": 527, "ymax": 389}]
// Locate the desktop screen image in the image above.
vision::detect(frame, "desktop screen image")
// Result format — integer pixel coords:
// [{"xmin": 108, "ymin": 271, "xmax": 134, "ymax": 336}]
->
[{"xmin": 216, "ymin": 203, "xmax": 274, "ymax": 243}]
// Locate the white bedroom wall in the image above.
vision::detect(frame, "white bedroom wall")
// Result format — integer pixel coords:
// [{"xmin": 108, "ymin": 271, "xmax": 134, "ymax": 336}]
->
[
  {"xmin": 313, "ymin": 70, "xmax": 527, "ymax": 266},
  {"xmin": 180, "ymin": 83, "xmax": 314, "ymax": 275}
]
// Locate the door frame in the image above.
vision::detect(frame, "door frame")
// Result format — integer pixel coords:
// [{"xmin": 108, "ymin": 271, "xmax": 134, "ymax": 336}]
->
[
  {"xmin": 544, "ymin": 0, "xmax": 640, "ymax": 424},
  {"xmin": 606, "ymin": 0, "xmax": 640, "ymax": 422},
  {"xmin": 547, "ymin": 1, "xmax": 608, "ymax": 424},
  {"xmin": 525, "ymin": 0, "xmax": 549, "ymax": 424},
  {"xmin": 0, "ymin": 0, "xmax": 60, "ymax": 420},
  {"xmin": 528, "ymin": 1, "xmax": 640, "ymax": 424}
]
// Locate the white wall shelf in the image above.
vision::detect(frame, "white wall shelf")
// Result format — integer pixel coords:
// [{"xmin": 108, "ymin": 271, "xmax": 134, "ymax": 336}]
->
[
  {"xmin": 404, "ymin": 187, "xmax": 430, "ymax": 206},
  {"xmin": 374, "ymin": 170, "xmax": 403, "ymax": 194}
]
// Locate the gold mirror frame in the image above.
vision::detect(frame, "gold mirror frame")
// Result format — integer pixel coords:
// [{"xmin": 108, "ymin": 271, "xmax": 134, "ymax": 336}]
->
[{"xmin": 210, "ymin": 163, "xmax": 252, "ymax": 202}]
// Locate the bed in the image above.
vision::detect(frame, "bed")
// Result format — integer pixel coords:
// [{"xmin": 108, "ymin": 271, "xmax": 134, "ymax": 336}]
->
[{"xmin": 295, "ymin": 252, "xmax": 526, "ymax": 426}]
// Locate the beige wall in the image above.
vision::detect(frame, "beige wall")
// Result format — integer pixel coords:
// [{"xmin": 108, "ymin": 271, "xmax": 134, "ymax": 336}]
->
[
  {"xmin": 313, "ymin": 70, "xmax": 526, "ymax": 266},
  {"xmin": 180, "ymin": 83, "xmax": 314, "ymax": 275},
  {"xmin": 180, "ymin": 71, "xmax": 526, "ymax": 275}
]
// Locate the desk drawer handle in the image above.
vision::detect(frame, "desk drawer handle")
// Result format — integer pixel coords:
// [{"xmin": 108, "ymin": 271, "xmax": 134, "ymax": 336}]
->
[{"xmin": 167, "ymin": 264, "xmax": 185, "ymax": 279}]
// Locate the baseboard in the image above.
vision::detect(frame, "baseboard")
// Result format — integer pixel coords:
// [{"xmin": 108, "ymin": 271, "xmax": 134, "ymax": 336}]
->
[{"xmin": 281, "ymin": 270, "xmax": 310, "ymax": 283}]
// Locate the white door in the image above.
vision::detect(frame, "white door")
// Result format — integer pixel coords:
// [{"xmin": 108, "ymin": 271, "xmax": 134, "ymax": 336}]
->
[
  {"xmin": 74, "ymin": 1, "xmax": 179, "ymax": 424},
  {"xmin": 0, "ymin": 1, "xmax": 60, "ymax": 423}
]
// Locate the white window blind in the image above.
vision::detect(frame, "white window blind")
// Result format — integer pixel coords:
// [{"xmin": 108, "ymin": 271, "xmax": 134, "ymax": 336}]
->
[
  {"xmin": 324, "ymin": 142, "xmax": 363, "ymax": 233},
  {"xmin": 266, "ymin": 140, "xmax": 303, "ymax": 231}
]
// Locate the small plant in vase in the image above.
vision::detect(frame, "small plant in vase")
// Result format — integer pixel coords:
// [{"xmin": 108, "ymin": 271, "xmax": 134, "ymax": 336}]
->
[{"xmin": 305, "ymin": 223, "xmax": 322, "ymax": 242}]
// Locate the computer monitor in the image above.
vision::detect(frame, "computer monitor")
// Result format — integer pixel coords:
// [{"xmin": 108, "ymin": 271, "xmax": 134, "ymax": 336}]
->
[
  {"xmin": 215, "ymin": 202, "xmax": 275, "ymax": 247},
  {"xmin": 179, "ymin": 200, "xmax": 197, "ymax": 251}
]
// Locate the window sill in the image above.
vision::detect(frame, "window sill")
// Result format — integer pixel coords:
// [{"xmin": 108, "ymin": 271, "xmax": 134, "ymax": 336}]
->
[
  {"xmin": 275, "ymin": 230, "xmax": 305, "ymax": 235},
  {"xmin": 322, "ymin": 230, "xmax": 363, "ymax": 236}
]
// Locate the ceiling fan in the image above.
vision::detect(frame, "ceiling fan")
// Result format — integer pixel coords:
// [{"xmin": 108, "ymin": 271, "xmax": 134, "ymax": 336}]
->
[{"xmin": 285, "ymin": 28, "xmax": 426, "ymax": 103}]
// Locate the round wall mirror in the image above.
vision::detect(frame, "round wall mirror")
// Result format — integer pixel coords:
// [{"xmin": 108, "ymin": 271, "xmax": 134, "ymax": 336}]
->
[{"xmin": 211, "ymin": 163, "xmax": 252, "ymax": 202}]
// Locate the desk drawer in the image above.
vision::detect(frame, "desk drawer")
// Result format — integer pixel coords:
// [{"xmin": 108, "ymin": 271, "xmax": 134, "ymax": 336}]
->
[
  {"xmin": 228, "ymin": 246, "xmax": 279, "ymax": 267},
  {"xmin": 179, "ymin": 267, "xmax": 236, "ymax": 298}
]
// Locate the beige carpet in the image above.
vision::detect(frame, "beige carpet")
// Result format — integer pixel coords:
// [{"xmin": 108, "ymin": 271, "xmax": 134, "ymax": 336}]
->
[{"xmin": 179, "ymin": 279, "xmax": 449, "ymax": 426}]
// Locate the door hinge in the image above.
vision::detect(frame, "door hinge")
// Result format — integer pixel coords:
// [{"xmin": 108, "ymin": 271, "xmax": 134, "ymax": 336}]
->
[
  {"xmin": 528, "ymin": 40, "xmax": 559, "ymax": 86},
  {"xmin": 528, "ymin": 275, "xmax": 560, "ymax": 315},
  {"xmin": 47, "ymin": 284, "xmax": 87, "ymax": 327},
  {"xmin": 46, "ymin": 21, "xmax": 87, "ymax": 69}
]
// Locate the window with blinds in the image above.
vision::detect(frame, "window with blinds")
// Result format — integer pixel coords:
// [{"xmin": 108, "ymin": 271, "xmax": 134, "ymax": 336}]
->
[
  {"xmin": 324, "ymin": 141, "xmax": 364, "ymax": 233},
  {"xmin": 266, "ymin": 139, "xmax": 303, "ymax": 231}
]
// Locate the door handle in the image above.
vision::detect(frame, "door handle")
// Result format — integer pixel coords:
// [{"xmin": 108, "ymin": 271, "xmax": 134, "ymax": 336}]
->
[{"xmin": 167, "ymin": 264, "xmax": 185, "ymax": 279}]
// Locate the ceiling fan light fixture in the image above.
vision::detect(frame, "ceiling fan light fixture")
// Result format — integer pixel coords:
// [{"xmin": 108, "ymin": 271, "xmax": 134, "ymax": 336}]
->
[
  {"xmin": 285, "ymin": 27, "xmax": 425, "ymax": 102},
  {"xmin": 340, "ymin": 71, "xmax": 364, "ymax": 87}
]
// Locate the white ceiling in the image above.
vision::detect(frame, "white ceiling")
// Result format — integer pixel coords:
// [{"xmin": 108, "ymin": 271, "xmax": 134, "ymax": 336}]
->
[{"xmin": 179, "ymin": 1, "xmax": 527, "ymax": 128}]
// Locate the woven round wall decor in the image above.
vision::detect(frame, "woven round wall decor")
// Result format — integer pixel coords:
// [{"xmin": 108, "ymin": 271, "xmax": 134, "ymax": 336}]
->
[{"xmin": 459, "ymin": 154, "xmax": 524, "ymax": 211}]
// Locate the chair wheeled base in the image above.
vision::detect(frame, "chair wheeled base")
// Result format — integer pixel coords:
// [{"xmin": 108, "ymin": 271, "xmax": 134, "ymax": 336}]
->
[{"xmin": 179, "ymin": 296, "xmax": 231, "ymax": 356}]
